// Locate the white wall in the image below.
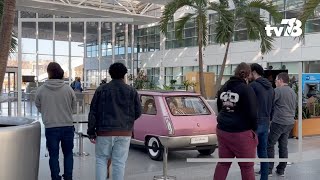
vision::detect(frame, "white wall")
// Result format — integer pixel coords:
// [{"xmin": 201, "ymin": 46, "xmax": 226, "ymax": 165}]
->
[{"xmin": 139, "ymin": 33, "xmax": 320, "ymax": 68}]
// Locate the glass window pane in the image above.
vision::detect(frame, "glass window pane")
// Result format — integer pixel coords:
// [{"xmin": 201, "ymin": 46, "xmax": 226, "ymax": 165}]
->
[
  {"xmin": 71, "ymin": 22, "xmax": 84, "ymax": 57},
  {"xmin": 22, "ymin": 22, "xmax": 36, "ymax": 53},
  {"xmin": 38, "ymin": 22, "xmax": 53, "ymax": 55},
  {"xmin": 55, "ymin": 22, "xmax": 69, "ymax": 56}
]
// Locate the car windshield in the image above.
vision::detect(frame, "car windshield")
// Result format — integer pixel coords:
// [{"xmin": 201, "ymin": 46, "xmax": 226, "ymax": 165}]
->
[{"xmin": 166, "ymin": 96, "xmax": 211, "ymax": 116}]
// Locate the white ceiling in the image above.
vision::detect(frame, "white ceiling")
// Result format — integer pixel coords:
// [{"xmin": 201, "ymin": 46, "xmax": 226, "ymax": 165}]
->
[{"xmin": 16, "ymin": 0, "xmax": 170, "ymax": 25}]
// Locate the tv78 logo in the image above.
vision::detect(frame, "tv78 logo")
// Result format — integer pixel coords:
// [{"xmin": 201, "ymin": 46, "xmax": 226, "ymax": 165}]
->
[{"xmin": 265, "ymin": 18, "xmax": 302, "ymax": 37}]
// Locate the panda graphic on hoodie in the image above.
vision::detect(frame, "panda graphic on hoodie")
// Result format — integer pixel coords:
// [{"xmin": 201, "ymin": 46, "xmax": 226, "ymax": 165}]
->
[{"xmin": 220, "ymin": 90, "xmax": 240, "ymax": 112}]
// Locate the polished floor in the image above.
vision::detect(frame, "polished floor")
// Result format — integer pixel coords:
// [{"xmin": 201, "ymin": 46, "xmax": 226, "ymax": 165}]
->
[{"xmin": 2, "ymin": 102, "xmax": 320, "ymax": 180}]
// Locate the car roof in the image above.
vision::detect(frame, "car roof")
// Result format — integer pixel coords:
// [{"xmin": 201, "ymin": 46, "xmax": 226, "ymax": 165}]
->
[{"xmin": 138, "ymin": 90, "xmax": 201, "ymax": 96}]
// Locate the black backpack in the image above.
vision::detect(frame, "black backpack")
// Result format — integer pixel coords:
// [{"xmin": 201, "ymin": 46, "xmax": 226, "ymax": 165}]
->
[{"xmin": 70, "ymin": 81, "xmax": 76, "ymax": 90}]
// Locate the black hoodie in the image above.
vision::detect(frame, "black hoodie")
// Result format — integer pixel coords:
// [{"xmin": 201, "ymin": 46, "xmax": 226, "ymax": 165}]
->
[
  {"xmin": 217, "ymin": 76, "xmax": 257, "ymax": 132},
  {"xmin": 250, "ymin": 77, "xmax": 274, "ymax": 125}
]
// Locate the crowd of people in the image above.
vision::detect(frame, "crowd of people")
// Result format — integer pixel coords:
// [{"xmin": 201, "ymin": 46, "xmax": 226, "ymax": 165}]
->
[
  {"xmin": 214, "ymin": 63, "xmax": 296, "ymax": 180},
  {"xmin": 34, "ymin": 61, "xmax": 296, "ymax": 180}
]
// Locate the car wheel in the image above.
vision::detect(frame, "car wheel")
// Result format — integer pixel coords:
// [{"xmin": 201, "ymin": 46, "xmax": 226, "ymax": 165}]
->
[
  {"xmin": 146, "ymin": 137, "xmax": 163, "ymax": 161},
  {"xmin": 198, "ymin": 147, "xmax": 216, "ymax": 156}
]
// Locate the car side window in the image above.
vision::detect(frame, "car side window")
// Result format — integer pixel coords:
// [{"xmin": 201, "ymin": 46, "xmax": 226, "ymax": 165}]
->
[{"xmin": 141, "ymin": 95, "xmax": 157, "ymax": 115}]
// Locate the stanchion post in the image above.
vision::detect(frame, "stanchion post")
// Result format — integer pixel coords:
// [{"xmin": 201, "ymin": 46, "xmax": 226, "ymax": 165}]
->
[
  {"xmin": 153, "ymin": 142, "xmax": 176, "ymax": 180},
  {"xmin": 73, "ymin": 132, "xmax": 89, "ymax": 157}
]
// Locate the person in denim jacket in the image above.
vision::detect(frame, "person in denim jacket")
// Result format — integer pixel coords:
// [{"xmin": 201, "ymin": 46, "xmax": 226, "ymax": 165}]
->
[{"xmin": 87, "ymin": 63, "xmax": 142, "ymax": 180}]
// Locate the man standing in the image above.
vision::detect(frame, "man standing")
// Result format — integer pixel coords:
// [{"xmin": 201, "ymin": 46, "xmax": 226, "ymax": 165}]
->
[
  {"xmin": 35, "ymin": 62, "xmax": 76, "ymax": 180},
  {"xmin": 87, "ymin": 62, "xmax": 142, "ymax": 180},
  {"xmin": 250, "ymin": 63, "xmax": 274, "ymax": 180},
  {"xmin": 267, "ymin": 72, "xmax": 297, "ymax": 177}
]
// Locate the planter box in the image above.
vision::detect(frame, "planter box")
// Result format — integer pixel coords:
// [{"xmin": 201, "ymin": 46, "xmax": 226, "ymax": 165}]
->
[{"xmin": 292, "ymin": 118, "xmax": 320, "ymax": 138}]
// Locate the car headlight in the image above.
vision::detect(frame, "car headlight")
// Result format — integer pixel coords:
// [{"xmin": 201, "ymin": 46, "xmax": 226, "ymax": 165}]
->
[{"xmin": 164, "ymin": 116, "xmax": 174, "ymax": 135}]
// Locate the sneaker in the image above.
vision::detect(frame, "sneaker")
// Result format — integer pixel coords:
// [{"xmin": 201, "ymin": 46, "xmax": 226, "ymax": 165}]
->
[
  {"xmin": 268, "ymin": 171, "xmax": 273, "ymax": 177},
  {"xmin": 276, "ymin": 170, "xmax": 285, "ymax": 177}
]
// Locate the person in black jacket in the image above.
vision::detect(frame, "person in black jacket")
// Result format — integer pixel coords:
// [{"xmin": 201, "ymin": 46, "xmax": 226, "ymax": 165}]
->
[
  {"xmin": 249, "ymin": 63, "xmax": 274, "ymax": 180},
  {"xmin": 87, "ymin": 63, "xmax": 142, "ymax": 180},
  {"xmin": 214, "ymin": 62, "xmax": 258, "ymax": 180}
]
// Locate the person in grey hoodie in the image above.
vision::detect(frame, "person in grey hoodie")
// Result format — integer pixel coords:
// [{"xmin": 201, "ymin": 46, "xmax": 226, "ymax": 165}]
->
[
  {"xmin": 249, "ymin": 63, "xmax": 274, "ymax": 180},
  {"xmin": 267, "ymin": 72, "xmax": 296, "ymax": 177},
  {"xmin": 35, "ymin": 62, "xmax": 76, "ymax": 180}
]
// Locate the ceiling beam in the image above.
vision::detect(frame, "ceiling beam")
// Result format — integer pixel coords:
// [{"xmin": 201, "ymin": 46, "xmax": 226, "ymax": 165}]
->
[{"xmin": 16, "ymin": 0, "xmax": 160, "ymax": 25}]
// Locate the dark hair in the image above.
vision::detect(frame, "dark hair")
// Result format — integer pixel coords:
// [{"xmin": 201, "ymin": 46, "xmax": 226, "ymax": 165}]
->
[
  {"xmin": 109, "ymin": 62, "xmax": 128, "ymax": 79},
  {"xmin": 250, "ymin": 63, "xmax": 264, "ymax": 76},
  {"xmin": 277, "ymin": 72, "xmax": 289, "ymax": 84},
  {"xmin": 234, "ymin": 62, "xmax": 251, "ymax": 79},
  {"xmin": 47, "ymin": 62, "xmax": 64, "ymax": 79}
]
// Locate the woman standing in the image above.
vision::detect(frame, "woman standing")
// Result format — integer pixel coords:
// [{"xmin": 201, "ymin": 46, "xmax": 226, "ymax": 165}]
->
[{"xmin": 214, "ymin": 62, "xmax": 258, "ymax": 180}]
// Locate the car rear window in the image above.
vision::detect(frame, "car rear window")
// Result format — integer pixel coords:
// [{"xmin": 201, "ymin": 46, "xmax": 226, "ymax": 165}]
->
[{"xmin": 166, "ymin": 96, "xmax": 211, "ymax": 116}]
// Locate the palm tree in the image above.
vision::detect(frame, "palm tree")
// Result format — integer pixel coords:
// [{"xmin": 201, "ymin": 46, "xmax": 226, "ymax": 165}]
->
[
  {"xmin": 213, "ymin": 0, "xmax": 282, "ymax": 95},
  {"xmin": 160, "ymin": 0, "xmax": 233, "ymax": 98},
  {"xmin": 299, "ymin": 0, "xmax": 320, "ymax": 39},
  {"xmin": 0, "ymin": 0, "xmax": 16, "ymax": 94}
]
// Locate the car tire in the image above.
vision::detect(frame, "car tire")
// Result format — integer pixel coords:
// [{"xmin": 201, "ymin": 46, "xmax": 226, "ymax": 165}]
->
[
  {"xmin": 198, "ymin": 147, "xmax": 216, "ymax": 156},
  {"xmin": 146, "ymin": 137, "xmax": 163, "ymax": 161}
]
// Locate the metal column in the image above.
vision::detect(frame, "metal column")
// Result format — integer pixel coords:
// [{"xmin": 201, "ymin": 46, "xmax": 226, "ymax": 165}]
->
[
  {"xmin": 131, "ymin": 25, "xmax": 135, "ymax": 81},
  {"xmin": 112, "ymin": 22, "xmax": 115, "ymax": 64},
  {"xmin": 83, "ymin": 22, "xmax": 87, "ymax": 88},
  {"xmin": 98, "ymin": 21, "xmax": 102, "ymax": 84},
  {"xmin": 125, "ymin": 24, "xmax": 129, "ymax": 84},
  {"xmin": 17, "ymin": 13, "xmax": 22, "ymax": 117},
  {"xmin": 69, "ymin": 20, "xmax": 72, "ymax": 84},
  {"xmin": 36, "ymin": 13, "xmax": 39, "ymax": 88},
  {"xmin": 53, "ymin": 15, "xmax": 56, "ymax": 62}
]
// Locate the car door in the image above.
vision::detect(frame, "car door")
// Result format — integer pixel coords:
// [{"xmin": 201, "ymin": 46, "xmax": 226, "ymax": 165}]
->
[{"xmin": 133, "ymin": 95, "xmax": 160, "ymax": 141}]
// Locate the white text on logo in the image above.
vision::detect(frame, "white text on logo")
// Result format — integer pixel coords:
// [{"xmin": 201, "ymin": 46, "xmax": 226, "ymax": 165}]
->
[{"xmin": 265, "ymin": 18, "xmax": 302, "ymax": 37}]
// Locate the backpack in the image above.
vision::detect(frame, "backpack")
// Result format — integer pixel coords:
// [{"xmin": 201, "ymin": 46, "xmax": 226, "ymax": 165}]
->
[{"xmin": 70, "ymin": 81, "xmax": 76, "ymax": 90}]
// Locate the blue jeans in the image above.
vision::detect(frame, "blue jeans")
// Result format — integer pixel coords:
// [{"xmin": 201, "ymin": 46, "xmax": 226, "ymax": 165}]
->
[
  {"xmin": 45, "ymin": 126, "xmax": 75, "ymax": 180},
  {"xmin": 256, "ymin": 123, "xmax": 269, "ymax": 180},
  {"xmin": 95, "ymin": 136, "xmax": 131, "ymax": 180}
]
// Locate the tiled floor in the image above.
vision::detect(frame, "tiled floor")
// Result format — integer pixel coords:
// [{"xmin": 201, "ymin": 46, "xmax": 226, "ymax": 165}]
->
[
  {"xmin": 3, "ymin": 103, "xmax": 320, "ymax": 180},
  {"xmin": 35, "ymin": 114, "xmax": 320, "ymax": 180}
]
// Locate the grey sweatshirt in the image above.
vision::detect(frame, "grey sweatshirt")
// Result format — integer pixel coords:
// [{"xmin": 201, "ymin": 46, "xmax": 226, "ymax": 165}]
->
[
  {"xmin": 35, "ymin": 79, "xmax": 76, "ymax": 128},
  {"xmin": 272, "ymin": 85, "xmax": 297, "ymax": 125}
]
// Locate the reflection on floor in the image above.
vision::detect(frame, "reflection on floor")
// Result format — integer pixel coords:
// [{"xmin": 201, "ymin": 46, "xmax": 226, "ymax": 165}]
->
[{"xmin": 3, "ymin": 107, "xmax": 320, "ymax": 180}]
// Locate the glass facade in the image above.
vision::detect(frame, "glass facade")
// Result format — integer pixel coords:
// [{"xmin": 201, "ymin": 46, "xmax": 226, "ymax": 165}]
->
[{"xmin": 137, "ymin": 26, "xmax": 160, "ymax": 52}]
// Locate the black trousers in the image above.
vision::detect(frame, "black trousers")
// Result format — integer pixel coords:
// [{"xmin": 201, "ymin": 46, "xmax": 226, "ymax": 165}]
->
[{"xmin": 267, "ymin": 122, "xmax": 294, "ymax": 173}]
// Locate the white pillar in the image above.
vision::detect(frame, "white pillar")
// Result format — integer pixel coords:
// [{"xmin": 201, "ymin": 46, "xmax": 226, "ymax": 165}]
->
[
  {"xmin": 83, "ymin": 22, "xmax": 87, "ymax": 88},
  {"xmin": 298, "ymin": 61, "xmax": 303, "ymax": 161},
  {"xmin": 53, "ymin": 15, "xmax": 56, "ymax": 62},
  {"xmin": 98, "ymin": 21, "xmax": 102, "ymax": 84},
  {"xmin": 69, "ymin": 20, "xmax": 72, "ymax": 84},
  {"xmin": 125, "ymin": 24, "xmax": 129, "ymax": 84},
  {"xmin": 17, "ymin": 14, "xmax": 22, "ymax": 116},
  {"xmin": 131, "ymin": 25, "xmax": 135, "ymax": 82},
  {"xmin": 36, "ymin": 13, "xmax": 39, "ymax": 87},
  {"xmin": 112, "ymin": 22, "xmax": 116, "ymax": 64}
]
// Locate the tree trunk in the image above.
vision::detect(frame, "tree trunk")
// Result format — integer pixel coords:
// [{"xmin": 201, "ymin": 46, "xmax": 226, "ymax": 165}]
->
[
  {"xmin": 214, "ymin": 37, "xmax": 231, "ymax": 97},
  {"xmin": 198, "ymin": 20, "xmax": 206, "ymax": 99},
  {"xmin": 0, "ymin": 0, "xmax": 16, "ymax": 95}
]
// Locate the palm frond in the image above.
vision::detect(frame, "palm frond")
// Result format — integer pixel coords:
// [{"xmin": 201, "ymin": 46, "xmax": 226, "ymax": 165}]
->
[
  {"xmin": 248, "ymin": 0, "xmax": 282, "ymax": 23},
  {"xmin": 209, "ymin": 2, "xmax": 234, "ymax": 45},
  {"xmin": 299, "ymin": 0, "xmax": 320, "ymax": 40},
  {"xmin": 175, "ymin": 13, "xmax": 194, "ymax": 41},
  {"xmin": 243, "ymin": 11, "xmax": 274, "ymax": 54},
  {"xmin": 160, "ymin": 0, "xmax": 193, "ymax": 34}
]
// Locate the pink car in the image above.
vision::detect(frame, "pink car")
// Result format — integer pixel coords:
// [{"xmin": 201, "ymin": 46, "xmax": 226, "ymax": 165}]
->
[{"xmin": 131, "ymin": 91, "xmax": 218, "ymax": 161}]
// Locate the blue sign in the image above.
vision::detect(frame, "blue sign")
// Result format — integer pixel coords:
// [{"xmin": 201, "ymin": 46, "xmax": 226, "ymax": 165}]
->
[{"xmin": 302, "ymin": 73, "xmax": 320, "ymax": 92}]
